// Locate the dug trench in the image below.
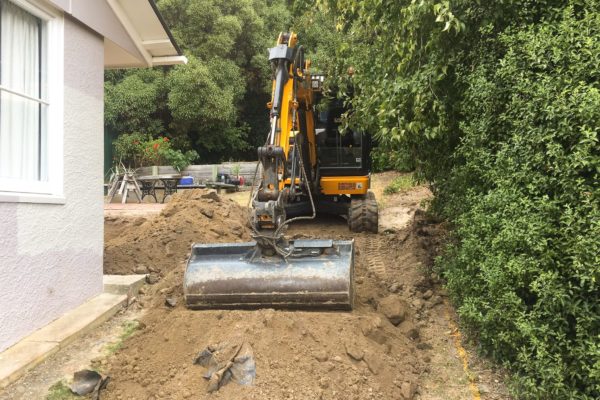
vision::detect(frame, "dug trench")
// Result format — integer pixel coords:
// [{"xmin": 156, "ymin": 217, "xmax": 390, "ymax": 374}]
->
[{"xmin": 99, "ymin": 176, "xmax": 509, "ymax": 400}]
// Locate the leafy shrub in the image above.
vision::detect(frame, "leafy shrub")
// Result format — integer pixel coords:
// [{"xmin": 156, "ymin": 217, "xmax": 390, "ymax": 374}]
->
[
  {"xmin": 113, "ymin": 133, "xmax": 198, "ymax": 172},
  {"xmin": 112, "ymin": 132, "xmax": 151, "ymax": 168},
  {"xmin": 319, "ymin": 0, "xmax": 600, "ymax": 398},
  {"xmin": 371, "ymin": 146, "xmax": 414, "ymax": 173},
  {"xmin": 437, "ymin": 7, "xmax": 600, "ymax": 399}
]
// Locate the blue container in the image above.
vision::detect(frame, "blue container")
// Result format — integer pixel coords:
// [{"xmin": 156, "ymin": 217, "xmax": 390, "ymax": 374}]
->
[{"xmin": 179, "ymin": 176, "xmax": 194, "ymax": 185}]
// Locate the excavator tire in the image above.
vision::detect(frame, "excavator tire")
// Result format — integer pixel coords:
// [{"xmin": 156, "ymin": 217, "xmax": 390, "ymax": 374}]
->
[
  {"xmin": 348, "ymin": 191, "xmax": 379, "ymax": 233},
  {"xmin": 364, "ymin": 191, "xmax": 379, "ymax": 233},
  {"xmin": 348, "ymin": 196, "xmax": 365, "ymax": 232}
]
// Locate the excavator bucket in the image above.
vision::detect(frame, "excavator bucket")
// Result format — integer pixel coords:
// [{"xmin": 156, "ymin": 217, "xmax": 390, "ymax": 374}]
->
[{"xmin": 184, "ymin": 239, "xmax": 354, "ymax": 310}]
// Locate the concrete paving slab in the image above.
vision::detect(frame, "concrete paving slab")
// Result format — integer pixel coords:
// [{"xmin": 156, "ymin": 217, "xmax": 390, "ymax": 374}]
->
[
  {"xmin": 103, "ymin": 274, "xmax": 146, "ymax": 296},
  {"xmin": 0, "ymin": 274, "xmax": 146, "ymax": 389},
  {"xmin": 24, "ymin": 293, "xmax": 127, "ymax": 349},
  {"xmin": 0, "ymin": 341, "xmax": 59, "ymax": 390}
]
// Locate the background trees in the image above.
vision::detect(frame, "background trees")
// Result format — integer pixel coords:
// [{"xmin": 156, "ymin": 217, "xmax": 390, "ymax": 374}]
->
[{"xmin": 105, "ymin": 0, "xmax": 291, "ymax": 163}]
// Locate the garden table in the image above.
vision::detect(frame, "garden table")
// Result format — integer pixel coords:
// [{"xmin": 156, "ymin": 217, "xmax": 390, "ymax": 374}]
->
[{"xmin": 137, "ymin": 174, "xmax": 182, "ymax": 203}]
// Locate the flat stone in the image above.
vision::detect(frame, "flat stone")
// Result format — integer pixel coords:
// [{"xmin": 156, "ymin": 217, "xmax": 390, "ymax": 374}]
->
[
  {"xmin": 345, "ymin": 343, "xmax": 364, "ymax": 361},
  {"xmin": 103, "ymin": 274, "xmax": 146, "ymax": 296},
  {"xmin": 401, "ymin": 381, "xmax": 417, "ymax": 399},
  {"xmin": 363, "ymin": 352, "xmax": 384, "ymax": 375}
]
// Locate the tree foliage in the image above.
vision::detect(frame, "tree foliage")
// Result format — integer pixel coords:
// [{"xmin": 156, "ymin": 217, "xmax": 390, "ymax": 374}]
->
[
  {"xmin": 290, "ymin": 0, "xmax": 600, "ymax": 398},
  {"xmin": 105, "ymin": 0, "xmax": 291, "ymax": 162}
]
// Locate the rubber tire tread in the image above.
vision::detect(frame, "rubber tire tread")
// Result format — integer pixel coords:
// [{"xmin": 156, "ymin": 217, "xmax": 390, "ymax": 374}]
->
[
  {"xmin": 348, "ymin": 197, "xmax": 364, "ymax": 232},
  {"xmin": 364, "ymin": 191, "xmax": 379, "ymax": 233}
]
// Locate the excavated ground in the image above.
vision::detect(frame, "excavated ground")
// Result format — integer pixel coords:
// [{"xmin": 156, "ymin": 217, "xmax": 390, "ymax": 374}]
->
[{"xmin": 97, "ymin": 174, "xmax": 511, "ymax": 400}]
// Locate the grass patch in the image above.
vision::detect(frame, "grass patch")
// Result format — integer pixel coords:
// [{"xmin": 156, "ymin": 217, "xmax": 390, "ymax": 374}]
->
[
  {"xmin": 46, "ymin": 380, "xmax": 77, "ymax": 400},
  {"xmin": 383, "ymin": 174, "xmax": 414, "ymax": 195},
  {"xmin": 105, "ymin": 320, "xmax": 141, "ymax": 354}
]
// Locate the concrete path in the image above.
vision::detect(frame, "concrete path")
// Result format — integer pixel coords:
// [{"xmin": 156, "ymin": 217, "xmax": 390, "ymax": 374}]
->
[{"xmin": 0, "ymin": 275, "xmax": 145, "ymax": 389}]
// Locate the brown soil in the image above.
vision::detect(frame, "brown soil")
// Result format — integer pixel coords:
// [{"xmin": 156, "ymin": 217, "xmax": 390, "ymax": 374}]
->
[
  {"xmin": 100, "ymin": 181, "xmax": 510, "ymax": 400},
  {"xmin": 104, "ymin": 189, "xmax": 252, "ymax": 277}
]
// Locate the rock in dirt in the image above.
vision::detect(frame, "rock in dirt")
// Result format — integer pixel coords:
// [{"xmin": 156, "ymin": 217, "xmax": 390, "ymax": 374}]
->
[
  {"xmin": 165, "ymin": 297, "xmax": 177, "ymax": 307},
  {"xmin": 363, "ymin": 352, "xmax": 384, "ymax": 375},
  {"xmin": 400, "ymin": 381, "xmax": 417, "ymax": 399},
  {"xmin": 378, "ymin": 295, "xmax": 408, "ymax": 326},
  {"xmin": 314, "ymin": 350, "xmax": 328, "ymax": 362},
  {"xmin": 416, "ymin": 342, "xmax": 432, "ymax": 350},
  {"xmin": 134, "ymin": 265, "xmax": 148, "ymax": 274},
  {"xmin": 146, "ymin": 273, "xmax": 160, "ymax": 285},
  {"xmin": 210, "ymin": 226, "xmax": 225, "ymax": 237},
  {"xmin": 389, "ymin": 282, "xmax": 402, "ymax": 293},
  {"xmin": 201, "ymin": 208, "xmax": 214, "ymax": 218},
  {"xmin": 398, "ymin": 321, "xmax": 420, "ymax": 340},
  {"xmin": 422, "ymin": 289, "xmax": 433, "ymax": 300},
  {"xmin": 70, "ymin": 369, "xmax": 109, "ymax": 398},
  {"xmin": 200, "ymin": 191, "xmax": 221, "ymax": 202},
  {"xmin": 318, "ymin": 377, "xmax": 330, "ymax": 389},
  {"xmin": 345, "ymin": 342, "xmax": 364, "ymax": 361},
  {"xmin": 412, "ymin": 298, "xmax": 424, "ymax": 311}
]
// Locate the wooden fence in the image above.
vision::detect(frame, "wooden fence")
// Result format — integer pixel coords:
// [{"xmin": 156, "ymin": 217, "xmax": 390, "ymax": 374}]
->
[{"xmin": 135, "ymin": 162, "xmax": 259, "ymax": 185}]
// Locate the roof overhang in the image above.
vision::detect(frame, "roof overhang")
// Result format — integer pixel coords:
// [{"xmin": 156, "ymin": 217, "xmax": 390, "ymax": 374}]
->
[
  {"xmin": 104, "ymin": 0, "xmax": 187, "ymax": 68},
  {"xmin": 47, "ymin": 0, "xmax": 187, "ymax": 68}
]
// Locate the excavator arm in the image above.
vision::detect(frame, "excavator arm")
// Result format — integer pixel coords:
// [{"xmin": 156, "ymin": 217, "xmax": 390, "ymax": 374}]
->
[{"xmin": 253, "ymin": 32, "xmax": 315, "ymax": 234}]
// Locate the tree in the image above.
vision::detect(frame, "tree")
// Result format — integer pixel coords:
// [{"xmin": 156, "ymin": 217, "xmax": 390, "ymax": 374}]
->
[{"xmin": 105, "ymin": 0, "xmax": 291, "ymax": 162}]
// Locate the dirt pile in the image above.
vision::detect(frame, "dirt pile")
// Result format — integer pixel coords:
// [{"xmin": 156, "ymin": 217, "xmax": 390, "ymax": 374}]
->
[
  {"xmin": 104, "ymin": 189, "xmax": 252, "ymax": 277},
  {"xmin": 99, "ymin": 184, "xmax": 509, "ymax": 399},
  {"xmin": 100, "ymin": 197, "xmax": 443, "ymax": 400}
]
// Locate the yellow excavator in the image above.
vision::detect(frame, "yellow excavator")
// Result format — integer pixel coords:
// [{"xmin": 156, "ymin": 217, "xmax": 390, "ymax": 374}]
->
[{"xmin": 183, "ymin": 32, "xmax": 378, "ymax": 310}]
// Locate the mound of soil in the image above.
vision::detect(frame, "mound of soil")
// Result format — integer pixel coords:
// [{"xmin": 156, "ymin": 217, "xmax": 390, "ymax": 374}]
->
[
  {"xmin": 102, "ymin": 228, "xmax": 428, "ymax": 400},
  {"xmin": 99, "ymin": 186, "xmax": 443, "ymax": 400},
  {"xmin": 104, "ymin": 189, "xmax": 252, "ymax": 276}
]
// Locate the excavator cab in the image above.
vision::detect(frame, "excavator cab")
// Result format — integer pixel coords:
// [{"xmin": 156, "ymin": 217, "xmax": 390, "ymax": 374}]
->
[{"xmin": 315, "ymin": 101, "xmax": 372, "ymax": 175}]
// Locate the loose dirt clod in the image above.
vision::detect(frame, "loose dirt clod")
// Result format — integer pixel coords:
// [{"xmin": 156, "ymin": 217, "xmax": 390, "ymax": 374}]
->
[{"xmin": 378, "ymin": 295, "xmax": 409, "ymax": 326}]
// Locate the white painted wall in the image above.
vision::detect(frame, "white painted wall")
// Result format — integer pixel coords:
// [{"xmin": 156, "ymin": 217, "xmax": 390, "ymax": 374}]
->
[{"xmin": 0, "ymin": 16, "xmax": 105, "ymax": 352}]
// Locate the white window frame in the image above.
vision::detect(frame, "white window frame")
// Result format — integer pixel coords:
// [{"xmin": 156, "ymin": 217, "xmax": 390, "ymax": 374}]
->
[{"xmin": 0, "ymin": 0, "xmax": 64, "ymax": 204}]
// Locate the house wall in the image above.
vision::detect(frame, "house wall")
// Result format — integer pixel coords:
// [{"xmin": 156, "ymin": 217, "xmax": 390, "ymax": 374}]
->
[{"xmin": 0, "ymin": 16, "xmax": 105, "ymax": 352}]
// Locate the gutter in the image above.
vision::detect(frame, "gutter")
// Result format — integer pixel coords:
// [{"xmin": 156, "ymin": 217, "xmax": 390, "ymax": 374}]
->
[{"xmin": 148, "ymin": 0, "xmax": 183, "ymax": 56}]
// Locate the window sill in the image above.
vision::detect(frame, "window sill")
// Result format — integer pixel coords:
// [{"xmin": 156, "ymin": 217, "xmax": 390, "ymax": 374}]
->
[{"xmin": 0, "ymin": 191, "xmax": 66, "ymax": 204}]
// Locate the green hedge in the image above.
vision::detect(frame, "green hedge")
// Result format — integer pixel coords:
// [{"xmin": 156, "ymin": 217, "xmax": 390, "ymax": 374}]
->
[
  {"xmin": 438, "ymin": 7, "xmax": 600, "ymax": 399},
  {"xmin": 307, "ymin": 0, "xmax": 600, "ymax": 397}
]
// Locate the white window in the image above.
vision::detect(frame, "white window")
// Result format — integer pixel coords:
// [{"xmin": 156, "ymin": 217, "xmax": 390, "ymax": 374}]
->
[{"xmin": 0, "ymin": 0, "xmax": 63, "ymax": 202}]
